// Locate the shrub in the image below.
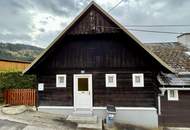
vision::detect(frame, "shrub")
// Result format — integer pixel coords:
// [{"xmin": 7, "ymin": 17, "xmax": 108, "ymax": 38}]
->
[{"xmin": 0, "ymin": 72, "xmax": 36, "ymax": 89}]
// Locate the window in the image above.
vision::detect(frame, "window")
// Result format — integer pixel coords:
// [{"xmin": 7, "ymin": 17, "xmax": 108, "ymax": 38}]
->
[
  {"xmin": 132, "ymin": 73, "xmax": 144, "ymax": 87},
  {"xmin": 168, "ymin": 90, "xmax": 179, "ymax": 101},
  {"xmin": 78, "ymin": 78, "xmax": 88, "ymax": 91},
  {"xmin": 56, "ymin": 74, "xmax": 66, "ymax": 87},
  {"xmin": 105, "ymin": 74, "xmax": 117, "ymax": 87}
]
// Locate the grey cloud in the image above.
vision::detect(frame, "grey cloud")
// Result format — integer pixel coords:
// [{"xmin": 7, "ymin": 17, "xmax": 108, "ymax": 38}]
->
[{"xmin": 0, "ymin": 0, "xmax": 190, "ymax": 47}]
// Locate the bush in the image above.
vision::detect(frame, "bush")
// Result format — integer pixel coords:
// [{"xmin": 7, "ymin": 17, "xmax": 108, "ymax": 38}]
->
[{"xmin": 0, "ymin": 72, "xmax": 36, "ymax": 89}]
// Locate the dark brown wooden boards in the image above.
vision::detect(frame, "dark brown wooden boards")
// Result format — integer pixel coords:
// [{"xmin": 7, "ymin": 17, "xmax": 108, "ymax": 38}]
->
[
  {"xmin": 159, "ymin": 91, "xmax": 190, "ymax": 127},
  {"xmin": 22, "ymin": 1, "xmax": 180, "ymax": 128},
  {"xmin": 36, "ymin": 33, "xmax": 161, "ymax": 107}
]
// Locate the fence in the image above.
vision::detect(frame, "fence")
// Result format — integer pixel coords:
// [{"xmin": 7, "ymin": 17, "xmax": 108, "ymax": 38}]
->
[{"xmin": 4, "ymin": 89, "xmax": 37, "ymax": 106}]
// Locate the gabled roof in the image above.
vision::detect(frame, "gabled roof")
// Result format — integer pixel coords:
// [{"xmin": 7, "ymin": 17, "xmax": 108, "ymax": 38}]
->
[
  {"xmin": 146, "ymin": 42, "xmax": 190, "ymax": 73},
  {"xmin": 23, "ymin": 1, "xmax": 175, "ymax": 74}
]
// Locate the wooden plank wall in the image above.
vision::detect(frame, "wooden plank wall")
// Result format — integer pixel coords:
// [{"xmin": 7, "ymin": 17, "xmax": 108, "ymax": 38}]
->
[
  {"xmin": 159, "ymin": 91, "xmax": 190, "ymax": 127},
  {"xmin": 0, "ymin": 60, "xmax": 30, "ymax": 72},
  {"xmin": 68, "ymin": 6, "xmax": 121, "ymax": 35},
  {"xmin": 4, "ymin": 89, "xmax": 36, "ymax": 106},
  {"xmin": 39, "ymin": 34, "xmax": 161, "ymax": 70},
  {"xmin": 38, "ymin": 69, "xmax": 158, "ymax": 107},
  {"xmin": 36, "ymin": 33, "xmax": 162, "ymax": 107}
]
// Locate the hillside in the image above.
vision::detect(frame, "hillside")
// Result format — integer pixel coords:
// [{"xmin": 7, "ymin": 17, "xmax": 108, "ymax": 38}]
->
[{"xmin": 0, "ymin": 43, "xmax": 44, "ymax": 61}]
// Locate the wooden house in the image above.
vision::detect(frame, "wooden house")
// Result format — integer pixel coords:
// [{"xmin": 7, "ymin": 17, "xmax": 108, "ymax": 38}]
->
[{"xmin": 23, "ymin": 2, "xmax": 190, "ymax": 128}]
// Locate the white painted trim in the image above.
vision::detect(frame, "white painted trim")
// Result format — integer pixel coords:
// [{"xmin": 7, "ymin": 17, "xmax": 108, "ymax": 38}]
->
[
  {"xmin": 160, "ymin": 87, "xmax": 190, "ymax": 90},
  {"xmin": 38, "ymin": 106, "xmax": 157, "ymax": 111},
  {"xmin": 93, "ymin": 107, "xmax": 157, "ymax": 111},
  {"xmin": 132, "ymin": 73, "xmax": 144, "ymax": 87},
  {"xmin": 38, "ymin": 106, "xmax": 74, "ymax": 109},
  {"xmin": 158, "ymin": 96, "xmax": 161, "ymax": 115},
  {"xmin": 93, "ymin": 107, "xmax": 105, "ymax": 110},
  {"xmin": 178, "ymin": 72, "xmax": 190, "ymax": 75},
  {"xmin": 167, "ymin": 90, "xmax": 179, "ymax": 101},
  {"xmin": 105, "ymin": 74, "xmax": 117, "ymax": 87},
  {"xmin": 56, "ymin": 74, "xmax": 66, "ymax": 87},
  {"xmin": 73, "ymin": 74, "xmax": 93, "ymax": 111}
]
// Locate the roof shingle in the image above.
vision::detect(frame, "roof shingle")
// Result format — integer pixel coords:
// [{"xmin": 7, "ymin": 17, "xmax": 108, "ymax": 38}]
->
[{"xmin": 145, "ymin": 42, "xmax": 190, "ymax": 72}]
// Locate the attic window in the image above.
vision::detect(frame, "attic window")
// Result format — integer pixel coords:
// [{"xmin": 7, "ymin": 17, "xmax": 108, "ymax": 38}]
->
[
  {"xmin": 168, "ymin": 90, "xmax": 179, "ymax": 101},
  {"xmin": 105, "ymin": 74, "xmax": 117, "ymax": 87},
  {"xmin": 132, "ymin": 74, "xmax": 144, "ymax": 87},
  {"xmin": 56, "ymin": 74, "xmax": 66, "ymax": 87}
]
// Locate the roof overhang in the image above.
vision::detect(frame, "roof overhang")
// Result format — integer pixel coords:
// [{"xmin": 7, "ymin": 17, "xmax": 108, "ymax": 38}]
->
[{"xmin": 158, "ymin": 72, "xmax": 190, "ymax": 86}]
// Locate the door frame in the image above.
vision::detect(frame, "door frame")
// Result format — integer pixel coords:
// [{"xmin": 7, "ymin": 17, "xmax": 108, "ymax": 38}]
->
[{"xmin": 73, "ymin": 74, "xmax": 93, "ymax": 111}]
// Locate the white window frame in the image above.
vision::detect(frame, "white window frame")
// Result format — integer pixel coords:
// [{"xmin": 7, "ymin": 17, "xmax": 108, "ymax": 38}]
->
[
  {"xmin": 167, "ymin": 90, "xmax": 179, "ymax": 101},
  {"xmin": 105, "ymin": 74, "xmax": 117, "ymax": 87},
  {"xmin": 56, "ymin": 74, "xmax": 66, "ymax": 87},
  {"xmin": 132, "ymin": 73, "xmax": 144, "ymax": 87}
]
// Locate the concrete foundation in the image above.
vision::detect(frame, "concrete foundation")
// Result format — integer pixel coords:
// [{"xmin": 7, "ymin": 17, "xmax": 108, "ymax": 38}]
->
[{"xmin": 38, "ymin": 106, "xmax": 158, "ymax": 128}]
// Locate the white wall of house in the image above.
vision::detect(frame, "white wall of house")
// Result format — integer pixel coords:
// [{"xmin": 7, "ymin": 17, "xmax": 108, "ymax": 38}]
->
[{"xmin": 38, "ymin": 106, "xmax": 158, "ymax": 128}]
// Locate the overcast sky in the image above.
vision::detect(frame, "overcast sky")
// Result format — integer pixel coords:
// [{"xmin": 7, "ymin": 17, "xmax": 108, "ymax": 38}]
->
[{"xmin": 0, "ymin": 0, "xmax": 190, "ymax": 48}]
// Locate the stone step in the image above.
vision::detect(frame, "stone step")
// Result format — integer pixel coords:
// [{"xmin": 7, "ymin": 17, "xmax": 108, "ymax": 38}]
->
[
  {"xmin": 73, "ymin": 110, "xmax": 93, "ymax": 115},
  {"xmin": 66, "ymin": 114, "xmax": 98, "ymax": 124},
  {"xmin": 77, "ymin": 118, "xmax": 102, "ymax": 130}
]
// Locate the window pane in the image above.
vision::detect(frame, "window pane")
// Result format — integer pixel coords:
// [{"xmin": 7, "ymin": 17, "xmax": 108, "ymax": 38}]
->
[
  {"xmin": 170, "ymin": 90, "xmax": 175, "ymax": 97},
  {"xmin": 78, "ymin": 78, "xmax": 88, "ymax": 91},
  {"xmin": 135, "ymin": 76, "xmax": 140, "ymax": 83},
  {"xmin": 59, "ymin": 77, "xmax": 65, "ymax": 83},
  {"xmin": 108, "ymin": 76, "xmax": 114, "ymax": 83}
]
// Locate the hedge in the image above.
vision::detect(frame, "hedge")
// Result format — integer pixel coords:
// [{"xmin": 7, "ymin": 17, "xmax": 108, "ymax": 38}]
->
[{"xmin": 0, "ymin": 72, "xmax": 36, "ymax": 89}]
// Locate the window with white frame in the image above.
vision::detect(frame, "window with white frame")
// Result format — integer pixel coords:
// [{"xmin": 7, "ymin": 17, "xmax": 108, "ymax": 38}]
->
[
  {"xmin": 105, "ymin": 74, "xmax": 117, "ymax": 87},
  {"xmin": 56, "ymin": 74, "xmax": 66, "ymax": 87},
  {"xmin": 132, "ymin": 73, "xmax": 144, "ymax": 87},
  {"xmin": 168, "ymin": 90, "xmax": 179, "ymax": 101}
]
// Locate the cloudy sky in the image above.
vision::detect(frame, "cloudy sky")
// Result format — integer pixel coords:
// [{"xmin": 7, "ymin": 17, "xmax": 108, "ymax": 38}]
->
[{"xmin": 0, "ymin": 0, "xmax": 190, "ymax": 48}]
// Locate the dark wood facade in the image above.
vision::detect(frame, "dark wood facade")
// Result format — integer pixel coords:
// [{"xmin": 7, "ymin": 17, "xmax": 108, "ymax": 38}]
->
[
  {"xmin": 28, "ymin": 4, "xmax": 170, "ymax": 108},
  {"xmin": 38, "ymin": 70, "xmax": 159, "ymax": 107},
  {"xmin": 24, "ymin": 2, "xmax": 190, "ymax": 127},
  {"xmin": 159, "ymin": 91, "xmax": 190, "ymax": 127},
  {"xmin": 37, "ymin": 33, "xmax": 163, "ymax": 107}
]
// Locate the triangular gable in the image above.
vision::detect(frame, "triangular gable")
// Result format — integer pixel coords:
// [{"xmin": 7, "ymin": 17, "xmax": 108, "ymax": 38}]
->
[{"xmin": 23, "ymin": 1, "xmax": 175, "ymax": 74}]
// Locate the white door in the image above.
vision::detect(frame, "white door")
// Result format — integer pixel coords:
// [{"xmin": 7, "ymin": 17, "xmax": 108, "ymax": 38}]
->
[{"xmin": 74, "ymin": 74, "xmax": 92, "ymax": 111}]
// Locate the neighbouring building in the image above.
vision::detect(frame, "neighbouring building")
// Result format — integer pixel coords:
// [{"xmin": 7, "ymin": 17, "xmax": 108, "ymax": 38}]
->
[
  {"xmin": 0, "ymin": 59, "xmax": 30, "ymax": 72},
  {"xmin": 23, "ymin": 2, "xmax": 190, "ymax": 128},
  {"xmin": 146, "ymin": 35, "xmax": 190, "ymax": 127}
]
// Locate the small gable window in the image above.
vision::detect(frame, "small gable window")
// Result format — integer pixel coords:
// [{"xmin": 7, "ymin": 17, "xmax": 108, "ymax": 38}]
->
[
  {"xmin": 132, "ymin": 73, "xmax": 144, "ymax": 87},
  {"xmin": 105, "ymin": 74, "xmax": 117, "ymax": 87},
  {"xmin": 168, "ymin": 90, "xmax": 179, "ymax": 101},
  {"xmin": 56, "ymin": 74, "xmax": 66, "ymax": 87}
]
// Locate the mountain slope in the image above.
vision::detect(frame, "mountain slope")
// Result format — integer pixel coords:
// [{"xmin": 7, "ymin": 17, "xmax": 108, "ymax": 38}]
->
[{"xmin": 0, "ymin": 43, "xmax": 44, "ymax": 61}]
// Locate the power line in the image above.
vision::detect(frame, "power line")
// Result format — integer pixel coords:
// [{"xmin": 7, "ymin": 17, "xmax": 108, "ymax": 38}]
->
[
  {"xmin": 108, "ymin": 0, "xmax": 126, "ymax": 12},
  {"xmin": 96, "ymin": 26, "xmax": 183, "ymax": 34},
  {"xmin": 128, "ymin": 29, "xmax": 182, "ymax": 34},
  {"xmin": 126, "ymin": 24, "xmax": 190, "ymax": 27}
]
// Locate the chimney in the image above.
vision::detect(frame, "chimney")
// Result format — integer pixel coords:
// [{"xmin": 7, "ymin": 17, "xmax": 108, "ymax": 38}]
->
[{"xmin": 177, "ymin": 33, "xmax": 190, "ymax": 48}]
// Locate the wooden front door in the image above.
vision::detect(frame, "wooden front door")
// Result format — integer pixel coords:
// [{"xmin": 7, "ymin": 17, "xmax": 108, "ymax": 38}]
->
[{"xmin": 73, "ymin": 74, "xmax": 92, "ymax": 111}]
